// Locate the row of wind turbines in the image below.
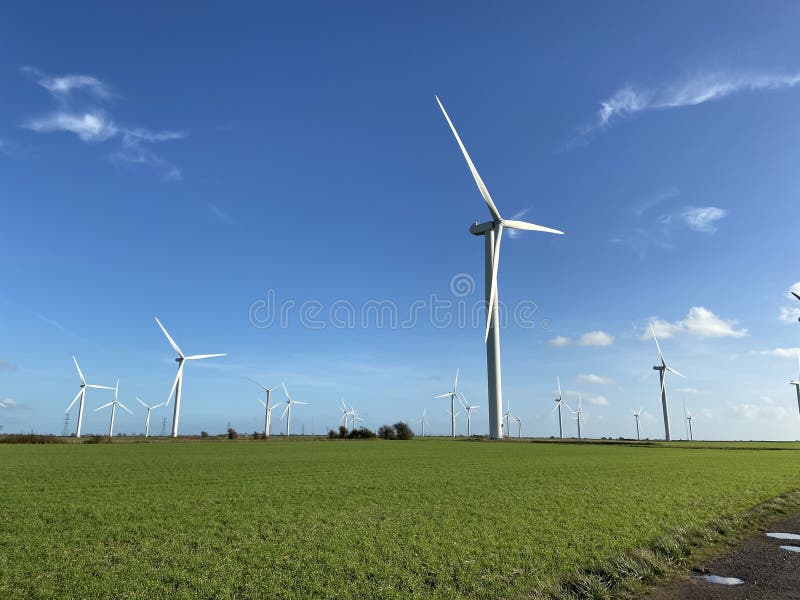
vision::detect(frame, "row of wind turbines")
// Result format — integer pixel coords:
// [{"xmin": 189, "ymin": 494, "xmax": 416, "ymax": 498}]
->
[{"xmin": 44, "ymin": 97, "xmax": 800, "ymax": 440}]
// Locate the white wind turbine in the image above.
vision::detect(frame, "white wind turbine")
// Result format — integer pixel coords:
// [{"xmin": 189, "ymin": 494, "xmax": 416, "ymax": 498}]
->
[
  {"xmin": 632, "ymin": 407, "xmax": 643, "ymax": 441},
  {"xmin": 650, "ymin": 324, "xmax": 685, "ymax": 442},
  {"xmin": 155, "ymin": 317, "xmax": 226, "ymax": 437},
  {"xmin": 553, "ymin": 377, "xmax": 566, "ymax": 439},
  {"xmin": 789, "ymin": 355, "xmax": 800, "ymax": 417},
  {"xmin": 513, "ymin": 414, "xmax": 522, "ymax": 438},
  {"xmin": 350, "ymin": 409, "xmax": 363, "ymax": 430},
  {"xmin": 94, "ymin": 380, "xmax": 132, "ymax": 438},
  {"xmin": 572, "ymin": 394, "xmax": 585, "ymax": 439},
  {"xmin": 434, "ymin": 369, "xmax": 461, "ymax": 437},
  {"xmin": 136, "ymin": 398, "xmax": 165, "ymax": 438},
  {"xmin": 65, "ymin": 355, "xmax": 114, "ymax": 438},
  {"xmin": 281, "ymin": 383, "xmax": 307, "ymax": 436},
  {"xmin": 415, "ymin": 409, "xmax": 429, "ymax": 437},
  {"xmin": 458, "ymin": 394, "xmax": 480, "ymax": 437},
  {"xmin": 437, "ymin": 97, "xmax": 564, "ymax": 439},
  {"xmin": 684, "ymin": 402, "xmax": 694, "ymax": 441},
  {"xmin": 249, "ymin": 379, "xmax": 280, "ymax": 438},
  {"xmin": 503, "ymin": 399, "xmax": 514, "ymax": 439},
  {"xmin": 338, "ymin": 397, "xmax": 350, "ymax": 429}
]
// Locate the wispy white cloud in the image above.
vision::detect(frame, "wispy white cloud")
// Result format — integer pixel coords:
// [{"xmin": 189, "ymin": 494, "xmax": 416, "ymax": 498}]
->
[
  {"xmin": 753, "ymin": 347, "xmax": 800, "ymax": 359},
  {"xmin": 207, "ymin": 203, "xmax": 235, "ymax": 225},
  {"xmin": 675, "ymin": 387, "xmax": 700, "ymax": 394},
  {"xmin": 578, "ymin": 374, "xmax": 615, "ymax": 385},
  {"xmin": 507, "ymin": 208, "xmax": 530, "ymax": 239},
  {"xmin": 548, "ymin": 336, "xmax": 572, "ymax": 348},
  {"xmin": 578, "ymin": 331, "xmax": 614, "ymax": 346},
  {"xmin": 586, "ymin": 394, "xmax": 609, "ymax": 406},
  {"xmin": 644, "ymin": 307, "xmax": 747, "ymax": 339},
  {"xmin": 731, "ymin": 399, "xmax": 788, "ymax": 420},
  {"xmin": 680, "ymin": 207, "xmax": 728, "ymax": 233},
  {"xmin": 20, "ymin": 67, "xmax": 184, "ymax": 180},
  {"xmin": 589, "ymin": 70, "xmax": 800, "ymax": 132},
  {"xmin": 778, "ymin": 282, "xmax": 800, "ymax": 323}
]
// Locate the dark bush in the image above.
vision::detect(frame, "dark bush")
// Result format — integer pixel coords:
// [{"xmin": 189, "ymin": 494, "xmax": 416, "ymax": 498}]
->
[
  {"xmin": 378, "ymin": 425, "xmax": 396, "ymax": 440},
  {"xmin": 338, "ymin": 425, "xmax": 349, "ymax": 439},
  {"xmin": 227, "ymin": 427, "xmax": 239, "ymax": 440},
  {"xmin": 348, "ymin": 427, "xmax": 376, "ymax": 439},
  {"xmin": 393, "ymin": 422, "xmax": 414, "ymax": 440},
  {"xmin": 327, "ymin": 429, "xmax": 337, "ymax": 439},
  {"xmin": 0, "ymin": 433, "xmax": 65, "ymax": 444},
  {"xmin": 200, "ymin": 431, "xmax": 209, "ymax": 438}
]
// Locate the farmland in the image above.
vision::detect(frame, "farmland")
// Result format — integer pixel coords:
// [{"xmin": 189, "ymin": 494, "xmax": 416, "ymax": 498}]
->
[{"xmin": 1, "ymin": 439, "xmax": 799, "ymax": 598}]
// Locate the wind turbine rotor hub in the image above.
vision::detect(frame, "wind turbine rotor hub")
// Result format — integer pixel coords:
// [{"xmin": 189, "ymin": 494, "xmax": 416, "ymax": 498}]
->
[{"xmin": 469, "ymin": 220, "xmax": 496, "ymax": 236}]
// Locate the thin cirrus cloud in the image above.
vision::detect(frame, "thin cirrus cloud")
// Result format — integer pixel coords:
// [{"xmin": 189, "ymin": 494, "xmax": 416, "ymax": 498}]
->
[
  {"xmin": 646, "ymin": 306, "xmax": 747, "ymax": 339},
  {"xmin": 548, "ymin": 330, "xmax": 614, "ymax": 347},
  {"xmin": 20, "ymin": 67, "xmax": 185, "ymax": 181},
  {"xmin": 578, "ymin": 374, "xmax": 615, "ymax": 385},
  {"xmin": 753, "ymin": 347, "xmax": 800, "ymax": 359},
  {"xmin": 589, "ymin": 69, "xmax": 800, "ymax": 133}
]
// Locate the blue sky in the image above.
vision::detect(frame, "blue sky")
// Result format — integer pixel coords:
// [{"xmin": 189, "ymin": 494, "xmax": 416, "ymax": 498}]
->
[{"xmin": 2, "ymin": 1, "xmax": 800, "ymax": 439}]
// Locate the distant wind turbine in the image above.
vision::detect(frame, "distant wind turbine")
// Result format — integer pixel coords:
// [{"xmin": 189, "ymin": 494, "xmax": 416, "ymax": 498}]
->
[
  {"xmin": 513, "ymin": 414, "xmax": 522, "ymax": 438},
  {"xmin": 94, "ymin": 379, "xmax": 132, "ymax": 438},
  {"xmin": 338, "ymin": 397, "xmax": 350, "ymax": 429},
  {"xmin": 434, "ymin": 369, "xmax": 461, "ymax": 437},
  {"xmin": 437, "ymin": 97, "xmax": 564, "ymax": 439},
  {"xmin": 790, "ymin": 355, "xmax": 800, "ymax": 417},
  {"xmin": 458, "ymin": 394, "xmax": 480, "ymax": 437},
  {"xmin": 136, "ymin": 398, "xmax": 164, "ymax": 438},
  {"xmin": 684, "ymin": 402, "xmax": 694, "ymax": 441},
  {"xmin": 281, "ymin": 383, "xmax": 307, "ymax": 436},
  {"xmin": 553, "ymin": 377, "xmax": 566, "ymax": 439},
  {"xmin": 632, "ymin": 407, "xmax": 643, "ymax": 441},
  {"xmin": 249, "ymin": 379, "xmax": 280, "ymax": 438},
  {"xmin": 572, "ymin": 394, "xmax": 584, "ymax": 439},
  {"xmin": 65, "ymin": 355, "xmax": 114, "ymax": 438},
  {"xmin": 155, "ymin": 317, "xmax": 226, "ymax": 437},
  {"xmin": 650, "ymin": 324, "xmax": 685, "ymax": 441},
  {"xmin": 415, "ymin": 409, "xmax": 429, "ymax": 437}
]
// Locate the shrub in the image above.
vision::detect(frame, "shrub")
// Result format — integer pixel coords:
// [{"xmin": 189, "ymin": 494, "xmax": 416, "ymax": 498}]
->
[
  {"xmin": 227, "ymin": 428, "xmax": 239, "ymax": 440},
  {"xmin": 327, "ymin": 429, "xmax": 337, "ymax": 439},
  {"xmin": 0, "ymin": 433, "xmax": 64, "ymax": 444},
  {"xmin": 338, "ymin": 425, "xmax": 349, "ymax": 439},
  {"xmin": 393, "ymin": 422, "xmax": 414, "ymax": 440},
  {"xmin": 378, "ymin": 425, "xmax": 396, "ymax": 440},
  {"xmin": 348, "ymin": 427, "xmax": 376, "ymax": 439},
  {"xmin": 200, "ymin": 431, "xmax": 209, "ymax": 438}
]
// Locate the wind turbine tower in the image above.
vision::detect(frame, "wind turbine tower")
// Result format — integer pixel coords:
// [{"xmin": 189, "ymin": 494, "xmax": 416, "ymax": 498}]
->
[
  {"xmin": 632, "ymin": 407, "xmax": 643, "ymax": 441},
  {"xmin": 437, "ymin": 97, "xmax": 564, "ymax": 439},
  {"xmin": 434, "ymin": 369, "xmax": 461, "ymax": 437},
  {"xmin": 790, "ymin": 355, "xmax": 800, "ymax": 417}
]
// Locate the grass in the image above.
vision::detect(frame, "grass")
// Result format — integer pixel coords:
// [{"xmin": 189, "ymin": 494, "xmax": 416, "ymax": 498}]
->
[{"xmin": 1, "ymin": 439, "xmax": 799, "ymax": 598}]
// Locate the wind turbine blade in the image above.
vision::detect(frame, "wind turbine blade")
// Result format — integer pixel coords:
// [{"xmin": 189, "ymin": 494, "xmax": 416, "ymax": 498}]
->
[
  {"xmin": 665, "ymin": 366, "xmax": 686, "ymax": 378},
  {"xmin": 280, "ymin": 404, "xmax": 290, "ymax": 419},
  {"xmin": 293, "ymin": 401, "xmax": 308, "ymax": 405},
  {"xmin": 435, "ymin": 96, "xmax": 502, "ymax": 222},
  {"xmin": 650, "ymin": 324, "xmax": 665, "ymax": 363},
  {"xmin": 268, "ymin": 385, "xmax": 280, "ymax": 392},
  {"xmin": 557, "ymin": 376, "xmax": 562, "ymax": 400},
  {"xmin": 433, "ymin": 393, "xmax": 451, "ymax": 399},
  {"xmin": 66, "ymin": 389, "xmax": 82, "ymax": 413},
  {"xmin": 94, "ymin": 402, "xmax": 113, "ymax": 411},
  {"xmin": 484, "ymin": 222, "xmax": 503, "ymax": 342},
  {"xmin": 86, "ymin": 384, "xmax": 114, "ymax": 390},
  {"xmin": 453, "ymin": 368, "xmax": 459, "ymax": 393},
  {"xmin": 72, "ymin": 355, "xmax": 86, "ymax": 384},
  {"xmin": 165, "ymin": 363, "xmax": 184, "ymax": 406},
  {"xmin": 136, "ymin": 398, "xmax": 150, "ymax": 409},
  {"xmin": 793, "ymin": 291, "xmax": 800, "ymax": 302},
  {"xmin": 502, "ymin": 219, "xmax": 564, "ymax": 235},
  {"xmin": 247, "ymin": 377, "xmax": 268, "ymax": 391},
  {"xmin": 154, "ymin": 317, "xmax": 184, "ymax": 357},
  {"xmin": 185, "ymin": 353, "xmax": 226, "ymax": 360},
  {"xmin": 282, "ymin": 382, "xmax": 290, "ymax": 399},
  {"xmin": 258, "ymin": 399, "xmax": 267, "ymax": 408},
  {"xmin": 117, "ymin": 401, "xmax": 133, "ymax": 415}
]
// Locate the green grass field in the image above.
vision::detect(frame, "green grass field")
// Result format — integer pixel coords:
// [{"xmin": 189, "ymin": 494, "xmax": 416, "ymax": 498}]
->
[{"xmin": 1, "ymin": 439, "xmax": 799, "ymax": 598}]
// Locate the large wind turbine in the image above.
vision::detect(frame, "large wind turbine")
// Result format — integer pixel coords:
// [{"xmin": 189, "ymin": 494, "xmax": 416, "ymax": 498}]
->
[
  {"xmin": 249, "ymin": 379, "xmax": 280, "ymax": 438},
  {"xmin": 632, "ymin": 407, "xmax": 643, "ymax": 441},
  {"xmin": 155, "ymin": 317, "xmax": 226, "ymax": 437},
  {"xmin": 281, "ymin": 383, "xmax": 307, "ymax": 436},
  {"xmin": 434, "ymin": 369, "xmax": 461, "ymax": 437},
  {"xmin": 136, "ymin": 398, "xmax": 164, "ymax": 437},
  {"xmin": 790, "ymin": 355, "xmax": 800, "ymax": 417},
  {"xmin": 553, "ymin": 377, "xmax": 565, "ymax": 439},
  {"xmin": 65, "ymin": 355, "xmax": 114, "ymax": 438},
  {"xmin": 650, "ymin": 324, "xmax": 685, "ymax": 441},
  {"xmin": 437, "ymin": 97, "xmax": 564, "ymax": 439},
  {"xmin": 94, "ymin": 380, "xmax": 132, "ymax": 438}
]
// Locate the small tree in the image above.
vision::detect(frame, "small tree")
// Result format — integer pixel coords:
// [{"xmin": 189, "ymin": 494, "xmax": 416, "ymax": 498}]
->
[
  {"xmin": 200, "ymin": 431, "xmax": 209, "ymax": 438},
  {"xmin": 349, "ymin": 427, "xmax": 376, "ymax": 439},
  {"xmin": 227, "ymin": 427, "xmax": 239, "ymax": 440},
  {"xmin": 393, "ymin": 421, "xmax": 414, "ymax": 440},
  {"xmin": 338, "ymin": 425, "xmax": 349, "ymax": 439},
  {"xmin": 327, "ymin": 429, "xmax": 337, "ymax": 439}
]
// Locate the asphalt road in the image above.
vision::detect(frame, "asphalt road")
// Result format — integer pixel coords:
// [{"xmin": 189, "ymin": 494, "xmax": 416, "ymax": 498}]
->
[{"xmin": 646, "ymin": 511, "xmax": 800, "ymax": 599}]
